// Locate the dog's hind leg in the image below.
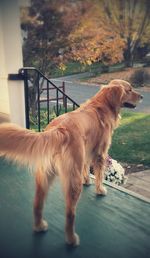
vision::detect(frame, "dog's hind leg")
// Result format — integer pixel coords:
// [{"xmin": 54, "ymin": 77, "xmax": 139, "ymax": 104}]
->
[
  {"xmin": 60, "ymin": 167, "xmax": 82, "ymax": 246},
  {"xmin": 82, "ymin": 164, "xmax": 91, "ymax": 186},
  {"xmin": 65, "ymin": 173, "xmax": 82, "ymax": 246},
  {"xmin": 33, "ymin": 168, "xmax": 55, "ymax": 232}
]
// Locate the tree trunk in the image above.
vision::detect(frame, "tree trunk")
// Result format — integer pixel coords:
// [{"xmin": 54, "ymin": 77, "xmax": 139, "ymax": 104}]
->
[
  {"xmin": 30, "ymin": 78, "xmax": 45, "ymax": 115},
  {"xmin": 124, "ymin": 38, "xmax": 134, "ymax": 67}
]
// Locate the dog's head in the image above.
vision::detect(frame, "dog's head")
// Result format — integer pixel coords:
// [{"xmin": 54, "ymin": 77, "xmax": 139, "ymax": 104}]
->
[{"xmin": 102, "ymin": 79, "xmax": 143, "ymax": 109}]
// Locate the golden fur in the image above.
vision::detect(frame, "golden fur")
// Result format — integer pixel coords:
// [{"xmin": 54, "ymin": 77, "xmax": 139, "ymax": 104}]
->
[{"xmin": 0, "ymin": 79, "xmax": 142, "ymax": 246}]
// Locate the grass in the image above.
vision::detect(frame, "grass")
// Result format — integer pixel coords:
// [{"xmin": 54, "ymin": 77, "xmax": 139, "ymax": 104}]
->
[{"xmin": 109, "ymin": 111, "xmax": 150, "ymax": 165}]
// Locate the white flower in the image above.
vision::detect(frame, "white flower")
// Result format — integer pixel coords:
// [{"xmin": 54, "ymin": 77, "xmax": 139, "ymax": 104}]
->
[{"xmin": 104, "ymin": 156, "xmax": 127, "ymax": 185}]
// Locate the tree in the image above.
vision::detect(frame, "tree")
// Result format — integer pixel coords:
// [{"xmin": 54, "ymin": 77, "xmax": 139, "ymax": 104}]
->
[
  {"xmin": 22, "ymin": 0, "xmax": 150, "ymax": 74},
  {"xmin": 67, "ymin": 2, "xmax": 125, "ymax": 66},
  {"xmin": 98, "ymin": 0, "xmax": 150, "ymax": 67},
  {"xmin": 67, "ymin": 0, "xmax": 150, "ymax": 67},
  {"xmin": 21, "ymin": 0, "xmax": 84, "ymax": 115},
  {"xmin": 21, "ymin": 0, "xmax": 63, "ymax": 115},
  {"xmin": 21, "ymin": 0, "xmax": 87, "ymax": 72}
]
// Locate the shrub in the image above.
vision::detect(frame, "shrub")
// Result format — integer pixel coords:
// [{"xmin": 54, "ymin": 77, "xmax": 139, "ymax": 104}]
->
[
  {"xmin": 130, "ymin": 68, "xmax": 150, "ymax": 87},
  {"xmin": 105, "ymin": 156, "xmax": 127, "ymax": 185}
]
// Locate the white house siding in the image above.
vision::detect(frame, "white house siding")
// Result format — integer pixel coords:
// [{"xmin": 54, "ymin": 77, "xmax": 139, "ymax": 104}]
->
[{"xmin": 0, "ymin": 0, "xmax": 25, "ymax": 127}]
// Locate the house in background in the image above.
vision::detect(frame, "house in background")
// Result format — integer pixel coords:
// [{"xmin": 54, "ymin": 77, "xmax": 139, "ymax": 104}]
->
[{"xmin": 0, "ymin": 0, "xmax": 29, "ymax": 127}]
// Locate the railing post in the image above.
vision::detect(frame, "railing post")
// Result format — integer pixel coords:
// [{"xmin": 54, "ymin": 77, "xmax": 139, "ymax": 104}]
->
[
  {"xmin": 64, "ymin": 96, "xmax": 67, "ymax": 113},
  {"xmin": 23, "ymin": 69, "xmax": 30, "ymax": 129},
  {"xmin": 47, "ymin": 80, "xmax": 50, "ymax": 124},
  {"xmin": 37, "ymin": 72, "xmax": 41, "ymax": 131},
  {"xmin": 62, "ymin": 81, "xmax": 65, "ymax": 107},
  {"xmin": 56, "ymin": 89, "xmax": 59, "ymax": 116}
]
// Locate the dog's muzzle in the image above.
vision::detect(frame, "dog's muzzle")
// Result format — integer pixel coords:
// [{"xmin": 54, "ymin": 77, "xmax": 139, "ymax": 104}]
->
[{"xmin": 123, "ymin": 94, "xmax": 143, "ymax": 108}]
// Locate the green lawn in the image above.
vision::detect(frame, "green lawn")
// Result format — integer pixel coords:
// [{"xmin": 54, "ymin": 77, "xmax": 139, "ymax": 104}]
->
[{"xmin": 109, "ymin": 111, "xmax": 150, "ymax": 165}]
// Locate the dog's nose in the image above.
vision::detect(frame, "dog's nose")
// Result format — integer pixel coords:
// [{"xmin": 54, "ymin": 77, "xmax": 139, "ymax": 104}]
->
[{"xmin": 140, "ymin": 95, "xmax": 143, "ymax": 100}]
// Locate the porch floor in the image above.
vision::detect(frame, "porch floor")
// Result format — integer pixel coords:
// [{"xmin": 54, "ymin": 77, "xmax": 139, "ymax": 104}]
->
[{"xmin": 0, "ymin": 158, "xmax": 150, "ymax": 258}]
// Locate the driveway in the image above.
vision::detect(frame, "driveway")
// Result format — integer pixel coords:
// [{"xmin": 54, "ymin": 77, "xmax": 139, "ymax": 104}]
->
[{"xmin": 51, "ymin": 74, "xmax": 150, "ymax": 113}]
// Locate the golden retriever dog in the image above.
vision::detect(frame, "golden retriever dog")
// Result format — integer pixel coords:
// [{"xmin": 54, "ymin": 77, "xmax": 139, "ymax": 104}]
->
[{"xmin": 0, "ymin": 79, "xmax": 142, "ymax": 246}]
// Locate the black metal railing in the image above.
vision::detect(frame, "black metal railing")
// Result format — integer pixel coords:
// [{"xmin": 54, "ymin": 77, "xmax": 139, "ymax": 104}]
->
[{"xmin": 19, "ymin": 67, "xmax": 79, "ymax": 131}]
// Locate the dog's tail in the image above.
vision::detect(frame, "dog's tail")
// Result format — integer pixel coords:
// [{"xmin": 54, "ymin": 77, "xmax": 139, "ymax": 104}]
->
[{"xmin": 0, "ymin": 123, "xmax": 67, "ymax": 171}]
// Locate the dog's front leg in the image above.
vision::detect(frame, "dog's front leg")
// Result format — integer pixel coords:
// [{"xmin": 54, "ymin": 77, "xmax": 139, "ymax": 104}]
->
[{"xmin": 93, "ymin": 155, "xmax": 107, "ymax": 196}]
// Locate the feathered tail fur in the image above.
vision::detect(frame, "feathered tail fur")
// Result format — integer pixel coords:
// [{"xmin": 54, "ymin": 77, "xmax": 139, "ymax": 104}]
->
[{"xmin": 0, "ymin": 123, "xmax": 68, "ymax": 172}]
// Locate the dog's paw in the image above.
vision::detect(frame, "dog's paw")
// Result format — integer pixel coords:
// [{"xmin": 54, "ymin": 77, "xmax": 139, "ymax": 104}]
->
[
  {"xmin": 33, "ymin": 219, "xmax": 48, "ymax": 233},
  {"xmin": 66, "ymin": 233, "xmax": 80, "ymax": 247},
  {"xmin": 96, "ymin": 186, "xmax": 107, "ymax": 196},
  {"xmin": 83, "ymin": 177, "xmax": 91, "ymax": 186}
]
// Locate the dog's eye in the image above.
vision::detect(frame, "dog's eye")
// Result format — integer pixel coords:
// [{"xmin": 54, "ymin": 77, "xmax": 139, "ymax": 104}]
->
[{"xmin": 128, "ymin": 89, "xmax": 132, "ymax": 92}]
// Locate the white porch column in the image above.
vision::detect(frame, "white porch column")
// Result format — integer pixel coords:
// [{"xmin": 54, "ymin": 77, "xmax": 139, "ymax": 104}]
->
[{"xmin": 0, "ymin": 0, "xmax": 25, "ymax": 127}]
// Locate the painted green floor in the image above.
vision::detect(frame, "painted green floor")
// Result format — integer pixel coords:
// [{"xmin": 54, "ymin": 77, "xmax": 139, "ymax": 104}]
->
[{"xmin": 0, "ymin": 158, "xmax": 150, "ymax": 258}]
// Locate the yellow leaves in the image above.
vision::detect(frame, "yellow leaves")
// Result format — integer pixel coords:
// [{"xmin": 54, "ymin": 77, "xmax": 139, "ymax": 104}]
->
[
  {"xmin": 58, "ymin": 63, "xmax": 66, "ymax": 71},
  {"xmin": 66, "ymin": 0, "xmax": 129, "ymax": 65},
  {"xmin": 69, "ymin": 17, "xmax": 125, "ymax": 65},
  {"xmin": 67, "ymin": 0, "xmax": 150, "ymax": 66},
  {"xmin": 84, "ymin": 60, "xmax": 91, "ymax": 65}
]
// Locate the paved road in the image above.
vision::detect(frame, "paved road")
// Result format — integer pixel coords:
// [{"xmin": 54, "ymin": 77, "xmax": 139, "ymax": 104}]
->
[
  {"xmin": 51, "ymin": 78, "xmax": 98, "ymax": 104},
  {"xmin": 50, "ymin": 74, "xmax": 150, "ymax": 113}
]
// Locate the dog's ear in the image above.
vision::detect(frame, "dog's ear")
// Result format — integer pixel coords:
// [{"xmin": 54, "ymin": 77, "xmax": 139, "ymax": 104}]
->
[{"xmin": 106, "ymin": 85, "xmax": 124, "ymax": 108}]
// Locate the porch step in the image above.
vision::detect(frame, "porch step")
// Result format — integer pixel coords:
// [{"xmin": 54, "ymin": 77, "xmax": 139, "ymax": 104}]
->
[{"xmin": 124, "ymin": 170, "xmax": 150, "ymax": 199}]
